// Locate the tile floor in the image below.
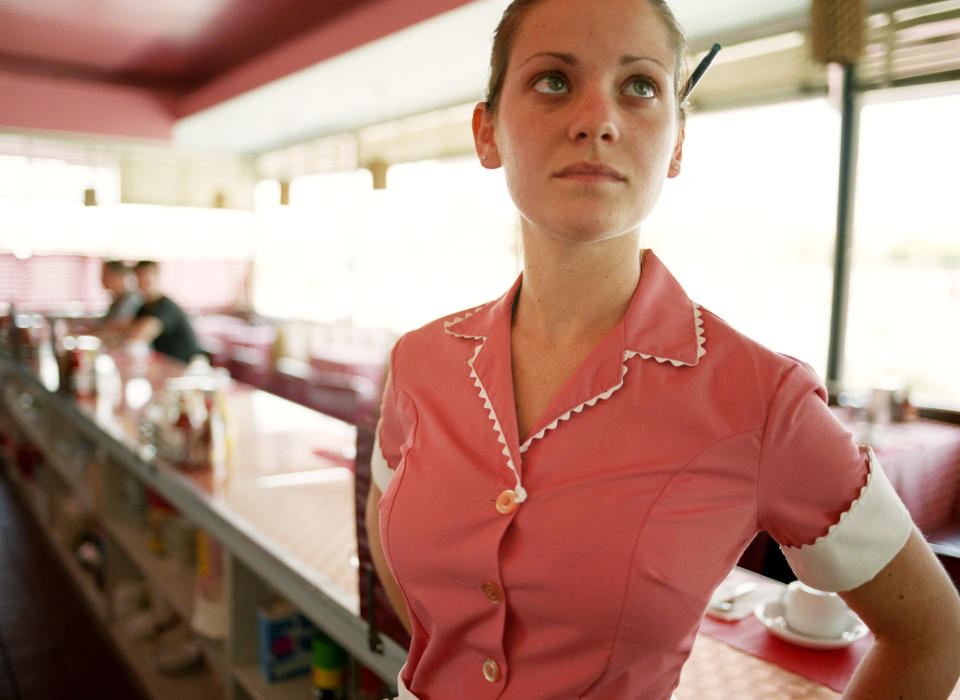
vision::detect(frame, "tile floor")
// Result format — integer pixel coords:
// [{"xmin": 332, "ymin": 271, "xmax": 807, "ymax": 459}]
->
[{"xmin": 0, "ymin": 462, "xmax": 145, "ymax": 700}]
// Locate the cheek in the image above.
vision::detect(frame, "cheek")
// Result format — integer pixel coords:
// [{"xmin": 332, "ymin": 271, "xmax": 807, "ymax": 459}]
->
[
  {"xmin": 502, "ymin": 163, "xmax": 536, "ymax": 217},
  {"xmin": 497, "ymin": 130, "xmax": 544, "ymax": 202},
  {"xmin": 632, "ymin": 126, "xmax": 679, "ymax": 180}
]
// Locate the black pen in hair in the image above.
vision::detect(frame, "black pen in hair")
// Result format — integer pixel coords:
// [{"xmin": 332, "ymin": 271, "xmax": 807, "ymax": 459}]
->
[{"xmin": 681, "ymin": 43, "xmax": 722, "ymax": 102}]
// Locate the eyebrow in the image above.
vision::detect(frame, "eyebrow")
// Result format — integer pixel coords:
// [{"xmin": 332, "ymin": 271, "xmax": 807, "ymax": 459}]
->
[{"xmin": 520, "ymin": 51, "xmax": 669, "ymax": 73}]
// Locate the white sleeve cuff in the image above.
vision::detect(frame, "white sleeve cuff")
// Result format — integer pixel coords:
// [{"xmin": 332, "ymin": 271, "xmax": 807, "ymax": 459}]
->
[
  {"xmin": 371, "ymin": 424, "xmax": 395, "ymax": 494},
  {"xmin": 781, "ymin": 448, "xmax": 913, "ymax": 592}
]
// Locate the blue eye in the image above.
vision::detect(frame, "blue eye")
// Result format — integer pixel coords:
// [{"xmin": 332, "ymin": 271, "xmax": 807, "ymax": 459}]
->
[
  {"xmin": 624, "ymin": 78, "xmax": 655, "ymax": 98},
  {"xmin": 533, "ymin": 75, "xmax": 569, "ymax": 94}
]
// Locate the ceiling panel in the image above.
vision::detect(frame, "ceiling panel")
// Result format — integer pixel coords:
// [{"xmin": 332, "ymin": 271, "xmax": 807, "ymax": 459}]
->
[
  {"xmin": 0, "ymin": 0, "xmax": 375, "ymax": 92},
  {"xmin": 0, "ymin": 0, "xmax": 934, "ymax": 152},
  {"xmin": 174, "ymin": 0, "xmax": 818, "ymax": 153}
]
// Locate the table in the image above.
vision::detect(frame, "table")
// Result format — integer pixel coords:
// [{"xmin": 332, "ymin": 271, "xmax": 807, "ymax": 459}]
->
[
  {"xmin": 686, "ymin": 568, "xmax": 960, "ymax": 699},
  {"xmin": 855, "ymin": 416, "xmax": 960, "ymax": 532},
  {"xmin": 678, "ymin": 635, "xmax": 839, "ymax": 699}
]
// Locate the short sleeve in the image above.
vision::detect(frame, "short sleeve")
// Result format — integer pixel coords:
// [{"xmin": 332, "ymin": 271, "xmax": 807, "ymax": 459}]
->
[
  {"xmin": 372, "ymin": 343, "xmax": 418, "ymax": 494},
  {"xmin": 371, "ymin": 424, "xmax": 393, "ymax": 494},
  {"xmin": 759, "ymin": 362, "xmax": 912, "ymax": 592}
]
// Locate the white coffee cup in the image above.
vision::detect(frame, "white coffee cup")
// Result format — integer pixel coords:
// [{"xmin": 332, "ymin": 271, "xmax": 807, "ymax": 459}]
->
[{"xmin": 783, "ymin": 581, "xmax": 850, "ymax": 638}]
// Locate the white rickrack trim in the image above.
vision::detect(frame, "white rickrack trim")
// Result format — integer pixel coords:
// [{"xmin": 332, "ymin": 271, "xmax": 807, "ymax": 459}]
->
[
  {"xmin": 467, "ymin": 342, "xmax": 527, "ymax": 503},
  {"xmin": 442, "ymin": 305, "xmax": 488, "ymax": 340},
  {"xmin": 519, "ymin": 303, "xmax": 706, "ymax": 452},
  {"xmin": 695, "ymin": 303, "xmax": 706, "ymax": 358},
  {"xmin": 520, "ymin": 349, "xmax": 636, "ymax": 453},
  {"xmin": 780, "ymin": 447, "xmax": 913, "ymax": 592},
  {"xmin": 635, "ymin": 302, "xmax": 706, "ymax": 367},
  {"xmin": 632, "ymin": 302, "xmax": 705, "ymax": 367}
]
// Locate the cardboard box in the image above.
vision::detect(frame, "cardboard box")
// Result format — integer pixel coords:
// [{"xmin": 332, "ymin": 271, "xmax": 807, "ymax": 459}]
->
[{"xmin": 256, "ymin": 600, "xmax": 319, "ymax": 683}]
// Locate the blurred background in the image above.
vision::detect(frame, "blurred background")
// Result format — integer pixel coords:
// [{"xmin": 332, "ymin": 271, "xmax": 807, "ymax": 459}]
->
[{"xmin": 1, "ymin": 0, "xmax": 958, "ymax": 408}]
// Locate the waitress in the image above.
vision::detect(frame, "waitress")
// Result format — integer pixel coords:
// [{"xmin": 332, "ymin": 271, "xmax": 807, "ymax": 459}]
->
[{"xmin": 366, "ymin": 0, "xmax": 960, "ymax": 697}]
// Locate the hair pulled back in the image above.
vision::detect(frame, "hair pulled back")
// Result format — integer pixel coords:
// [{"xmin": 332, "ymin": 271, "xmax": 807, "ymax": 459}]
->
[{"xmin": 484, "ymin": 0, "xmax": 688, "ymax": 115}]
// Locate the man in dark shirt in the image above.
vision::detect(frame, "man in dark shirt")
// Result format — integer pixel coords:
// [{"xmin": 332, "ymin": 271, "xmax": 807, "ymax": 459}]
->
[{"xmin": 124, "ymin": 260, "xmax": 203, "ymax": 363}]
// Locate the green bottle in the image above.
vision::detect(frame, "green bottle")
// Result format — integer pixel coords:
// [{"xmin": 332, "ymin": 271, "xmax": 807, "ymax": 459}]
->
[{"xmin": 312, "ymin": 631, "xmax": 347, "ymax": 700}]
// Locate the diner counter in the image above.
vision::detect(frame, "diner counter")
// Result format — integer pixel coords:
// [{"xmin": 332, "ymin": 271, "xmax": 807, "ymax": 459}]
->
[
  {"xmin": 4, "ymin": 346, "xmax": 960, "ymax": 699},
  {"xmin": 0, "ymin": 347, "xmax": 406, "ymax": 698}
]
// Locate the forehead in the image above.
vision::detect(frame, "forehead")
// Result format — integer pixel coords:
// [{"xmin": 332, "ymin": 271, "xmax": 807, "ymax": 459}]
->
[{"xmin": 510, "ymin": 0, "xmax": 674, "ymax": 68}]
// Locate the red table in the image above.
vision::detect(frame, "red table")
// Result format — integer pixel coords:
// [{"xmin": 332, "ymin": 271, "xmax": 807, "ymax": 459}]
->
[
  {"xmin": 835, "ymin": 412, "xmax": 960, "ymax": 532},
  {"xmin": 691, "ymin": 567, "xmax": 960, "ymax": 698}
]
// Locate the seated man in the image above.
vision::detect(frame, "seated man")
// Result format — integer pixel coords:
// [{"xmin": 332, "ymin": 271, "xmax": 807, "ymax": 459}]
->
[
  {"xmin": 125, "ymin": 260, "xmax": 203, "ymax": 363},
  {"xmin": 99, "ymin": 260, "xmax": 142, "ymax": 332}
]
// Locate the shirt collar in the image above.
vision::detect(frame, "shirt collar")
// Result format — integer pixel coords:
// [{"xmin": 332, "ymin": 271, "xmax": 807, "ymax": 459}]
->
[{"xmin": 443, "ymin": 250, "xmax": 705, "ymax": 368}]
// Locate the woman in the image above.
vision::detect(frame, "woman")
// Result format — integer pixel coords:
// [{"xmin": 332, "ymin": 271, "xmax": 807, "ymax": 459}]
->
[{"xmin": 366, "ymin": 0, "xmax": 960, "ymax": 697}]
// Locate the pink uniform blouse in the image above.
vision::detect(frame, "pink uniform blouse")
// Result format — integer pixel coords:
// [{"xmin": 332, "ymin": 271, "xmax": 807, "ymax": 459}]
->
[{"xmin": 373, "ymin": 251, "xmax": 912, "ymax": 699}]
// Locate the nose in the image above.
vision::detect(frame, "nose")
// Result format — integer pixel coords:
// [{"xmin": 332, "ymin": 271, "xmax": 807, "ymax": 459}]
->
[{"xmin": 568, "ymin": 88, "xmax": 620, "ymax": 144}]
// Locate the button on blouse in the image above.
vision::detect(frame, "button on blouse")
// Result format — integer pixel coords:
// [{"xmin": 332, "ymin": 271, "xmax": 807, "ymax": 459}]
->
[
  {"xmin": 373, "ymin": 251, "xmax": 913, "ymax": 699},
  {"xmin": 495, "ymin": 489, "xmax": 519, "ymax": 514},
  {"xmin": 481, "ymin": 581, "xmax": 503, "ymax": 604},
  {"xmin": 482, "ymin": 657, "xmax": 501, "ymax": 683}
]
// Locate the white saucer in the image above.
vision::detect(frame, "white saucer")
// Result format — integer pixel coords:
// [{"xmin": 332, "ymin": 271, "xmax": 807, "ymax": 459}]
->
[{"xmin": 754, "ymin": 600, "xmax": 868, "ymax": 650}]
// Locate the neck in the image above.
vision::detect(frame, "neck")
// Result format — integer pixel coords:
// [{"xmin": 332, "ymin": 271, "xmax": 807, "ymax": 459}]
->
[
  {"xmin": 513, "ymin": 228, "xmax": 643, "ymax": 343},
  {"xmin": 143, "ymin": 291, "xmax": 162, "ymax": 303}
]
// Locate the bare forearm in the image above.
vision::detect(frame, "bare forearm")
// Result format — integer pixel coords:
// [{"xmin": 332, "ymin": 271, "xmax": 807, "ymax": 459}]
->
[
  {"xmin": 842, "ymin": 636, "xmax": 960, "ymax": 699},
  {"xmin": 840, "ymin": 529, "xmax": 960, "ymax": 699}
]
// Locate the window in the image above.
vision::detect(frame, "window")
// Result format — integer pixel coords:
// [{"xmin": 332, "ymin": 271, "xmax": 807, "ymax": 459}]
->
[
  {"xmin": 251, "ymin": 158, "xmax": 518, "ymax": 333},
  {"xmin": 844, "ymin": 85, "xmax": 960, "ymax": 407},
  {"xmin": 644, "ymin": 98, "xmax": 841, "ymax": 378}
]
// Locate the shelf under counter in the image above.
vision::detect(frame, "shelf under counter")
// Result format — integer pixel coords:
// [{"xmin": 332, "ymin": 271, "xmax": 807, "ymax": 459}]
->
[
  {"xmin": 5, "ymin": 465, "xmax": 225, "ymax": 700},
  {"xmin": 0, "ymin": 349, "xmax": 408, "ymax": 689},
  {"xmin": 104, "ymin": 515, "xmax": 196, "ymax": 622},
  {"xmin": 6, "ymin": 464, "xmax": 107, "ymax": 622},
  {"xmin": 232, "ymin": 661, "xmax": 312, "ymax": 700},
  {"xmin": 104, "ymin": 622, "xmax": 227, "ymax": 700}
]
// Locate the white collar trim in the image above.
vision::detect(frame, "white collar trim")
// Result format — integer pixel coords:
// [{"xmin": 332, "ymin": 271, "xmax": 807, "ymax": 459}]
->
[
  {"xmin": 520, "ymin": 302, "xmax": 706, "ymax": 453},
  {"xmin": 467, "ymin": 341, "xmax": 527, "ymax": 503},
  {"xmin": 445, "ymin": 293, "xmax": 706, "ymax": 500},
  {"xmin": 442, "ymin": 304, "xmax": 488, "ymax": 340}
]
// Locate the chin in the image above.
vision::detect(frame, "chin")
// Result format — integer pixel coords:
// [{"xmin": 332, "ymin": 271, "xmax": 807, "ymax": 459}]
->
[
  {"xmin": 546, "ymin": 221, "xmax": 639, "ymax": 245},
  {"xmin": 516, "ymin": 195, "xmax": 648, "ymax": 245}
]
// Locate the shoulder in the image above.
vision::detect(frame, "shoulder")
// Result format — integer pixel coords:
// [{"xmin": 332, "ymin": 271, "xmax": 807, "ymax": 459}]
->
[
  {"xmin": 695, "ymin": 304, "xmax": 825, "ymax": 415},
  {"xmin": 396, "ymin": 302, "xmax": 491, "ymax": 352},
  {"xmin": 157, "ymin": 296, "xmax": 187, "ymax": 316},
  {"xmin": 136, "ymin": 299, "xmax": 156, "ymax": 316},
  {"xmin": 389, "ymin": 302, "xmax": 494, "ymax": 378}
]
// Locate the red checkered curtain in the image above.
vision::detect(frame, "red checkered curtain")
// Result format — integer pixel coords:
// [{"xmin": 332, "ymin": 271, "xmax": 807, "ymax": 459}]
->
[
  {"xmin": 0, "ymin": 254, "xmax": 106, "ymax": 312},
  {"xmin": 0, "ymin": 255, "xmax": 23, "ymax": 307}
]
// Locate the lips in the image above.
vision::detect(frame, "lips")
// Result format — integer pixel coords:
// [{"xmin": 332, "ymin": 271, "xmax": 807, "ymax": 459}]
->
[{"xmin": 555, "ymin": 162, "xmax": 626, "ymax": 182}]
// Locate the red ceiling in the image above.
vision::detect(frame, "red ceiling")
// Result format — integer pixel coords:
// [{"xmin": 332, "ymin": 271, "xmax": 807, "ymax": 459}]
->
[
  {"xmin": 0, "ymin": 0, "xmax": 376, "ymax": 93},
  {"xmin": 0, "ymin": 0, "xmax": 475, "ymax": 141}
]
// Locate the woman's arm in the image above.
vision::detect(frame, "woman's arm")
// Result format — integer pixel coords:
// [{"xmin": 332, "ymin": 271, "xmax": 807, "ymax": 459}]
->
[
  {"xmin": 840, "ymin": 527, "xmax": 960, "ymax": 699},
  {"xmin": 365, "ymin": 482, "xmax": 412, "ymax": 635}
]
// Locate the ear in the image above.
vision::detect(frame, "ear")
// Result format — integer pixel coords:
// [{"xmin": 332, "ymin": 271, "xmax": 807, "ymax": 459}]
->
[
  {"xmin": 472, "ymin": 101, "xmax": 501, "ymax": 169},
  {"xmin": 667, "ymin": 116, "xmax": 685, "ymax": 179}
]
